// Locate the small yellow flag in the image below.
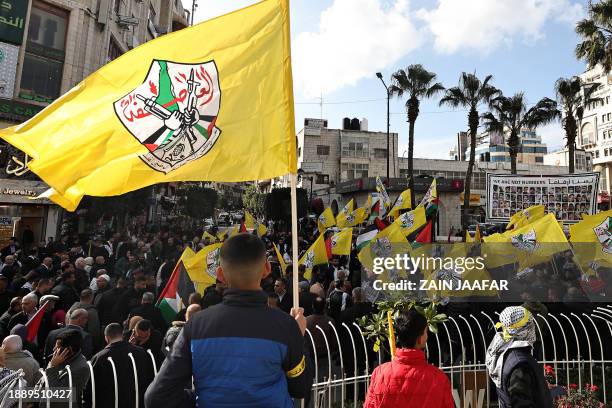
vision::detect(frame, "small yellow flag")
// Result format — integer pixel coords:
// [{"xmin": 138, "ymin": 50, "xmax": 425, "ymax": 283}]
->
[
  {"xmin": 183, "ymin": 243, "xmax": 222, "ymax": 292},
  {"xmin": 393, "ymin": 206, "xmax": 426, "ymax": 236},
  {"xmin": 1, "ymin": 0, "xmax": 296, "ymax": 210},
  {"xmin": 317, "ymin": 207, "xmax": 336, "ymax": 234},
  {"xmin": 273, "ymin": 242, "xmax": 288, "ymax": 276},
  {"xmin": 506, "ymin": 205, "xmax": 546, "ymax": 230},
  {"xmin": 201, "ymin": 231, "xmax": 217, "ymax": 242},
  {"xmin": 331, "ymin": 228, "xmax": 353, "ymax": 256},
  {"xmin": 299, "ymin": 234, "xmax": 329, "ymax": 280},
  {"xmin": 388, "ymin": 189, "xmax": 412, "ymax": 219}
]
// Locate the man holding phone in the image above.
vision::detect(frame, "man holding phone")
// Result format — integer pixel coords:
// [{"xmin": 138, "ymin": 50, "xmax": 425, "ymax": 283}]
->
[{"xmin": 37, "ymin": 329, "xmax": 91, "ymax": 407}]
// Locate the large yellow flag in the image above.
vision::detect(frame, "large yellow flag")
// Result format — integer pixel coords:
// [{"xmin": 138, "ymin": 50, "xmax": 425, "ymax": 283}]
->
[
  {"xmin": 506, "ymin": 205, "xmax": 546, "ymax": 230},
  {"xmin": 337, "ymin": 207, "xmax": 366, "ymax": 228},
  {"xmin": 299, "ymin": 234, "xmax": 328, "ymax": 280},
  {"xmin": 388, "ymin": 189, "xmax": 412, "ymax": 219},
  {"xmin": 569, "ymin": 210, "xmax": 612, "ymax": 272},
  {"xmin": 331, "ymin": 228, "xmax": 353, "ymax": 256},
  {"xmin": 393, "ymin": 206, "xmax": 426, "ymax": 236},
  {"xmin": 336, "ymin": 199, "xmax": 354, "ymax": 228},
  {"xmin": 317, "ymin": 207, "xmax": 336, "ymax": 234},
  {"xmin": 1, "ymin": 0, "xmax": 295, "ymax": 211}
]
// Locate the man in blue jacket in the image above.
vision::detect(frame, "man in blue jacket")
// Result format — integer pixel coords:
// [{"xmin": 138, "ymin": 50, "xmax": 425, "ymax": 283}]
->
[{"xmin": 145, "ymin": 234, "xmax": 313, "ymax": 407}]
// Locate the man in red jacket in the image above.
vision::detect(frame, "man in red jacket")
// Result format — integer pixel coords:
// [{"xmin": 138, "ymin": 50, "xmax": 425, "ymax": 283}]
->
[{"xmin": 364, "ymin": 309, "xmax": 454, "ymax": 408}]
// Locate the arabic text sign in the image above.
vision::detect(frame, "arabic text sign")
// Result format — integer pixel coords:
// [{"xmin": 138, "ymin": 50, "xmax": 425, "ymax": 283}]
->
[
  {"xmin": 486, "ymin": 173, "xmax": 599, "ymax": 224},
  {"xmin": 0, "ymin": 1, "xmax": 26, "ymax": 45}
]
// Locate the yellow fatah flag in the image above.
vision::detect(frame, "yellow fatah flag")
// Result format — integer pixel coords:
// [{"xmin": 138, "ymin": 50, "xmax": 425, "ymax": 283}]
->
[
  {"xmin": 339, "ymin": 199, "xmax": 355, "ymax": 217},
  {"xmin": 393, "ymin": 206, "xmax": 426, "ymax": 236},
  {"xmin": 466, "ymin": 225, "xmax": 482, "ymax": 243},
  {"xmin": 337, "ymin": 206, "xmax": 366, "ymax": 228},
  {"xmin": 331, "ymin": 228, "xmax": 353, "ymax": 256},
  {"xmin": 375, "ymin": 176, "xmax": 391, "ymax": 216},
  {"xmin": 506, "ymin": 205, "xmax": 546, "ymax": 230},
  {"xmin": 364, "ymin": 194, "xmax": 373, "ymax": 215},
  {"xmin": 184, "ymin": 243, "xmax": 222, "ymax": 292},
  {"xmin": 484, "ymin": 213, "xmax": 569, "ymax": 270},
  {"xmin": 388, "ymin": 189, "xmax": 412, "ymax": 219},
  {"xmin": 569, "ymin": 210, "xmax": 612, "ymax": 273},
  {"xmin": 299, "ymin": 234, "xmax": 329, "ymax": 280},
  {"xmin": 257, "ymin": 223, "xmax": 268, "ymax": 237},
  {"xmin": 418, "ymin": 179, "xmax": 438, "ymax": 207},
  {"xmin": 273, "ymin": 242, "xmax": 288, "ymax": 276},
  {"xmin": 1, "ymin": 0, "xmax": 296, "ymax": 211},
  {"xmin": 202, "ymin": 231, "xmax": 217, "ymax": 242},
  {"xmin": 317, "ymin": 207, "xmax": 336, "ymax": 234},
  {"xmin": 358, "ymin": 223, "xmax": 410, "ymax": 273}
]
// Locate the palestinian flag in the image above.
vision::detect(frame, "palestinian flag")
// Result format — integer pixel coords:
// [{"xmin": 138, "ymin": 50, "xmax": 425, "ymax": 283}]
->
[
  {"xmin": 414, "ymin": 220, "xmax": 433, "ymax": 245},
  {"xmin": 25, "ymin": 301, "xmax": 50, "ymax": 342},
  {"xmin": 157, "ymin": 260, "xmax": 195, "ymax": 323},
  {"xmin": 356, "ymin": 229, "xmax": 378, "ymax": 251}
]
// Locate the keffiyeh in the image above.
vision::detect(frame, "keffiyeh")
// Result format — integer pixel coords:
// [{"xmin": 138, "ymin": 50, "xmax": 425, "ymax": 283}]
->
[{"xmin": 485, "ymin": 306, "xmax": 536, "ymax": 388}]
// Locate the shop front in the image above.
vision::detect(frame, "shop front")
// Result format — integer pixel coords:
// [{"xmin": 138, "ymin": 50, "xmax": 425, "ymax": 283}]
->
[{"xmin": 0, "ymin": 179, "xmax": 60, "ymax": 248}]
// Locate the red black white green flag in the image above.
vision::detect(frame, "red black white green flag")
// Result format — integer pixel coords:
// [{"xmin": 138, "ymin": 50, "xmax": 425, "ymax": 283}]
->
[{"xmin": 157, "ymin": 260, "xmax": 195, "ymax": 323}]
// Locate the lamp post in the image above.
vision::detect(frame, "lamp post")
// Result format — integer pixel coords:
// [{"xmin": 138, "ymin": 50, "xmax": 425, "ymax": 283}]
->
[{"xmin": 376, "ymin": 72, "xmax": 391, "ymax": 181}]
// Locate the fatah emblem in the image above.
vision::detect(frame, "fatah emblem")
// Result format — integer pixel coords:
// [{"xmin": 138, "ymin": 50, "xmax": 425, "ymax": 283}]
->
[
  {"xmin": 114, "ymin": 60, "xmax": 221, "ymax": 173},
  {"xmin": 346, "ymin": 213, "xmax": 355, "ymax": 224},
  {"xmin": 371, "ymin": 237, "xmax": 392, "ymax": 258},
  {"xmin": 303, "ymin": 250, "xmax": 315, "ymax": 269},
  {"xmin": 593, "ymin": 217, "xmax": 612, "ymax": 254},
  {"xmin": 399, "ymin": 212, "xmax": 415, "ymax": 229},
  {"xmin": 511, "ymin": 229, "xmax": 538, "ymax": 253},
  {"xmin": 206, "ymin": 248, "xmax": 221, "ymax": 279},
  {"xmin": 319, "ymin": 214, "xmax": 326, "ymax": 225},
  {"xmin": 331, "ymin": 237, "xmax": 338, "ymax": 247}
]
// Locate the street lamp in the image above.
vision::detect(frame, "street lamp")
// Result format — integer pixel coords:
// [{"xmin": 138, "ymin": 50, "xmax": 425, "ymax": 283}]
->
[{"xmin": 376, "ymin": 72, "xmax": 391, "ymax": 181}]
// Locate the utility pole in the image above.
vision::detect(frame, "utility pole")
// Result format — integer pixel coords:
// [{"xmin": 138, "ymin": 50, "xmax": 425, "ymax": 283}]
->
[
  {"xmin": 191, "ymin": 0, "xmax": 198, "ymax": 26},
  {"xmin": 376, "ymin": 72, "xmax": 391, "ymax": 180}
]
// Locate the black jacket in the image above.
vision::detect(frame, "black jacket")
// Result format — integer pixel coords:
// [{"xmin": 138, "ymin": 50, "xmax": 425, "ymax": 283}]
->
[
  {"xmin": 84, "ymin": 340, "xmax": 154, "ymax": 408},
  {"xmin": 44, "ymin": 325, "xmax": 93, "ymax": 361},
  {"xmin": 128, "ymin": 303, "xmax": 168, "ymax": 333},
  {"xmin": 145, "ymin": 289, "xmax": 313, "ymax": 408},
  {"xmin": 498, "ymin": 347, "xmax": 553, "ymax": 408},
  {"xmin": 51, "ymin": 282, "xmax": 79, "ymax": 311},
  {"xmin": 95, "ymin": 286, "xmax": 128, "ymax": 325}
]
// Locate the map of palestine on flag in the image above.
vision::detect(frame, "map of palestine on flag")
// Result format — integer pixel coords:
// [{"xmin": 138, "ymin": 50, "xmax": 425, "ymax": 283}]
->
[{"xmin": 0, "ymin": 0, "xmax": 295, "ymax": 211}]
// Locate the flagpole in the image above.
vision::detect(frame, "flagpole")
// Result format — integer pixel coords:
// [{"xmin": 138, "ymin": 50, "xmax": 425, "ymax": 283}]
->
[{"xmin": 290, "ymin": 173, "xmax": 300, "ymax": 310}]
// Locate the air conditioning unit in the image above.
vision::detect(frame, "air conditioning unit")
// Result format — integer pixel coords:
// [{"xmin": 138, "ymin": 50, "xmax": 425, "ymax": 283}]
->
[{"xmin": 116, "ymin": 15, "xmax": 139, "ymax": 28}]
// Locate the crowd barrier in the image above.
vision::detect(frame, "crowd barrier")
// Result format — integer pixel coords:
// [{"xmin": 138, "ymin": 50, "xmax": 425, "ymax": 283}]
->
[{"xmin": 1, "ymin": 306, "xmax": 611, "ymax": 408}]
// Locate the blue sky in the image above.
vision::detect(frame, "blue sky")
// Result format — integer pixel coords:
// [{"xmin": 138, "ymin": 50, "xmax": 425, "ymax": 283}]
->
[{"xmin": 194, "ymin": 0, "xmax": 589, "ymax": 159}]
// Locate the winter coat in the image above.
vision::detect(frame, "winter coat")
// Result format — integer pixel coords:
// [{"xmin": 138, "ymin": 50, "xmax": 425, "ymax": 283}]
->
[{"xmin": 364, "ymin": 348, "xmax": 454, "ymax": 408}]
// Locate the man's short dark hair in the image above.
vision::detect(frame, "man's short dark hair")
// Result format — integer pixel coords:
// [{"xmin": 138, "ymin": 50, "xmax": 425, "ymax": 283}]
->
[
  {"xmin": 80, "ymin": 289, "xmax": 93, "ymax": 299},
  {"xmin": 61, "ymin": 271, "xmax": 74, "ymax": 281},
  {"xmin": 135, "ymin": 319, "xmax": 152, "ymax": 332},
  {"xmin": 104, "ymin": 323, "xmax": 123, "ymax": 339},
  {"xmin": 221, "ymin": 234, "xmax": 266, "ymax": 267},
  {"xmin": 396, "ymin": 309, "xmax": 427, "ymax": 349},
  {"xmin": 267, "ymin": 293, "xmax": 279, "ymax": 306},
  {"xmin": 313, "ymin": 297, "xmax": 326, "ymax": 315},
  {"xmin": 135, "ymin": 275, "xmax": 148, "ymax": 283},
  {"xmin": 57, "ymin": 329, "xmax": 82, "ymax": 352}
]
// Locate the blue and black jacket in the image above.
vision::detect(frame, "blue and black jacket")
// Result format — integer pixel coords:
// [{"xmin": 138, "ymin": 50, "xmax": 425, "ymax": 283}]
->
[{"xmin": 145, "ymin": 289, "xmax": 314, "ymax": 407}]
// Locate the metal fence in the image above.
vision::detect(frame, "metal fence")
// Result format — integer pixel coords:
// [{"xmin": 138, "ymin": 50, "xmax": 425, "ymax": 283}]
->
[
  {"xmin": 3, "ymin": 306, "xmax": 612, "ymax": 408},
  {"xmin": 305, "ymin": 305, "xmax": 612, "ymax": 408}
]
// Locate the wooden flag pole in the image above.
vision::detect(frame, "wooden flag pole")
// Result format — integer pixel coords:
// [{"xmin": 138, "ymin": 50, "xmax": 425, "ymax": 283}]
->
[{"xmin": 290, "ymin": 173, "xmax": 300, "ymax": 310}]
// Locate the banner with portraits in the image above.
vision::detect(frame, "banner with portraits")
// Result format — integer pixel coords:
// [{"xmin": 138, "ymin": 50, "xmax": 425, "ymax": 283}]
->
[{"xmin": 486, "ymin": 173, "xmax": 599, "ymax": 224}]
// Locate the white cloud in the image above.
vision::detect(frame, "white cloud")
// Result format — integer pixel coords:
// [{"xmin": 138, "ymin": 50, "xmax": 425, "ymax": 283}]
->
[
  {"xmin": 538, "ymin": 122, "xmax": 566, "ymax": 151},
  {"xmin": 417, "ymin": 0, "xmax": 584, "ymax": 54},
  {"xmin": 292, "ymin": 0, "xmax": 422, "ymax": 97},
  {"xmin": 193, "ymin": 0, "xmax": 259, "ymax": 24}
]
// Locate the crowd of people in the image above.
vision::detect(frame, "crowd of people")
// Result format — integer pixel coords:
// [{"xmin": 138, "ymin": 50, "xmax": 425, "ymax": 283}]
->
[{"xmin": 0, "ymin": 213, "xmax": 606, "ymax": 407}]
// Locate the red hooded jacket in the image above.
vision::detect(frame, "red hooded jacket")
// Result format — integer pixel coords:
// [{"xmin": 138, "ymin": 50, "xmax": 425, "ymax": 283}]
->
[{"xmin": 364, "ymin": 348, "xmax": 454, "ymax": 408}]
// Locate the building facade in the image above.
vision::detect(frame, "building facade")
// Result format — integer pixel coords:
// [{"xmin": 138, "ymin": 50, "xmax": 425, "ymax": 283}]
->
[
  {"xmin": 543, "ymin": 148, "xmax": 592, "ymax": 172},
  {"xmin": 0, "ymin": 0, "xmax": 189, "ymax": 245},
  {"xmin": 296, "ymin": 117, "xmax": 399, "ymax": 197},
  {"xmin": 577, "ymin": 65, "xmax": 612, "ymax": 195},
  {"xmin": 459, "ymin": 129, "xmax": 549, "ymax": 165}
]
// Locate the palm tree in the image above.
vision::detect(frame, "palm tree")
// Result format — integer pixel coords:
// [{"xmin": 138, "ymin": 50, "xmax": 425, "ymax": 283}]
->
[
  {"xmin": 482, "ymin": 93, "xmax": 560, "ymax": 174},
  {"xmin": 390, "ymin": 65, "xmax": 445, "ymax": 208},
  {"xmin": 439, "ymin": 72, "xmax": 499, "ymax": 233},
  {"xmin": 576, "ymin": 0, "xmax": 612, "ymax": 72},
  {"xmin": 555, "ymin": 77, "xmax": 600, "ymax": 173}
]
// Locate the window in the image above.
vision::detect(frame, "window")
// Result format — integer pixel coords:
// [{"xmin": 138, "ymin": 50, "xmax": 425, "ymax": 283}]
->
[
  {"xmin": 316, "ymin": 174, "xmax": 329, "ymax": 184},
  {"xmin": 608, "ymin": 113, "xmax": 611, "ymax": 122},
  {"xmin": 341, "ymin": 140, "xmax": 369, "ymax": 158},
  {"xmin": 108, "ymin": 38, "xmax": 123, "ymax": 61},
  {"xmin": 596, "ymin": 150, "xmax": 600, "ymax": 158},
  {"xmin": 341, "ymin": 163, "xmax": 368, "ymax": 180},
  {"xmin": 606, "ymin": 149, "xmax": 609, "ymax": 156},
  {"xmin": 297, "ymin": 147, "xmax": 301, "ymax": 157},
  {"xmin": 316, "ymin": 145, "xmax": 330, "ymax": 155},
  {"xmin": 602, "ymin": 114, "xmax": 606, "ymax": 123},
  {"xmin": 374, "ymin": 148, "xmax": 388, "ymax": 159},
  {"xmin": 607, "ymin": 96, "xmax": 609, "ymax": 104},
  {"xmin": 114, "ymin": 0, "xmax": 121, "ymax": 14},
  {"xmin": 535, "ymin": 157, "xmax": 543, "ymax": 163},
  {"xmin": 20, "ymin": 2, "xmax": 68, "ymax": 103}
]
